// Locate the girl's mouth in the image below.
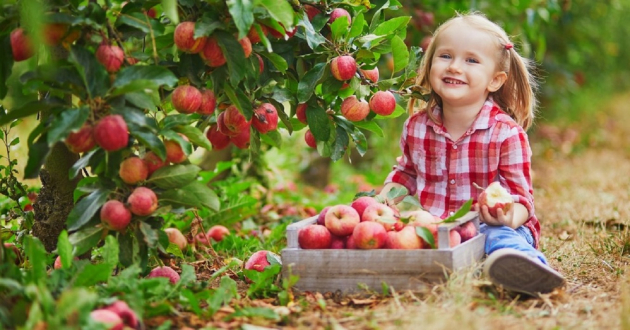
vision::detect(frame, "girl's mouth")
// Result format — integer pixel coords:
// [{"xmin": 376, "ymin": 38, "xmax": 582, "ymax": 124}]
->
[{"xmin": 443, "ymin": 78, "xmax": 465, "ymax": 85}]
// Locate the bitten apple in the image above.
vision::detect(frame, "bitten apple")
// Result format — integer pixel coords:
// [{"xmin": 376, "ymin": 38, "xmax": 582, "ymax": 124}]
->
[
  {"xmin": 324, "ymin": 204, "xmax": 360, "ymax": 236},
  {"xmin": 478, "ymin": 182, "xmax": 514, "ymax": 218},
  {"xmin": 298, "ymin": 224, "xmax": 332, "ymax": 249}
]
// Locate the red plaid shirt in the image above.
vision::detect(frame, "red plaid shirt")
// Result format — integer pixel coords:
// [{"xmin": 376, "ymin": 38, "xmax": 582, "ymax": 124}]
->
[{"xmin": 385, "ymin": 98, "xmax": 540, "ymax": 248}]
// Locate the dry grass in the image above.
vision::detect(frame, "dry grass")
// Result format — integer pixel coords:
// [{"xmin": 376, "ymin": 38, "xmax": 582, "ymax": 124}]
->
[{"xmin": 282, "ymin": 94, "xmax": 630, "ymax": 330}]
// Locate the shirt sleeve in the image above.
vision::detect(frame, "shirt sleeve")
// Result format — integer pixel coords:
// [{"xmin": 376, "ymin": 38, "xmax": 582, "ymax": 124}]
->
[
  {"xmin": 384, "ymin": 118, "xmax": 418, "ymax": 196},
  {"xmin": 497, "ymin": 123, "xmax": 535, "ymax": 217}
]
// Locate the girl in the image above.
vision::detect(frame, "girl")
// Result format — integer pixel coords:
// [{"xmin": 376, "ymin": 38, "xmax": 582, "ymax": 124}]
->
[{"xmin": 381, "ymin": 12, "xmax": 565, "ymax": 295}]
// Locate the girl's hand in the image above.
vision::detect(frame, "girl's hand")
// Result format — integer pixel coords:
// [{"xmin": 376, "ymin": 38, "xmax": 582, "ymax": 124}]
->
[{"xmin": 474, "ymin": 203, "xmax": 515, "ymax": 226}]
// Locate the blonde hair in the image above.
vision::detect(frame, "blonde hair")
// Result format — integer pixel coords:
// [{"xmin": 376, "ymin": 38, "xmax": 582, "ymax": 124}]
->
[{"xmin": 408, "ymin": 12, "xmax": 538, "ymax": 131}]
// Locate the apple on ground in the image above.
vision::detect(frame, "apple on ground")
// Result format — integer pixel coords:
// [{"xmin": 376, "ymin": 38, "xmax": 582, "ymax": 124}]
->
[
  {"xmin": 102, "ymin": 300, "xmax": 139, "ymax": 329},
  {"xmin": 298, "ymin": 224, "xmax": 332, "ymax": 249},
  {"xmin": 350, "ymin": 196, "xmax": 380, "ymax": 219},
  {"xmin": 147, "ymin": 265, "xmax": 180, "ymax": 284},
  {"xmin": 352, "ymin": 221, "xmax": 388, "ymax": 249},
  {"xmin": 245, "ymin": 250, "xmax": 281, "ymax": 272},
  {"xmin": 324, "ymin": 204, "xmax": 360, "ymax": 236},
  {"xmin": 90, "ymin": 309, "xmax": 124, "ymax": 330},
  {"xmin": 361, "ymin": 203, "xmax": 398, "ymax": 231},
  {"xmin": 385, "ymin": 226, "xmax": 423, "ymax": 249},
  {"xmin": 164, "ymin": 228, "xmax": 188, "ymax": 251},
  {"xmin": 207, "ymin": 225, "xmax": 230, "ymax": 242},
  {"xmin": 477, "ymin": 182, "xmax": 514, "ymax": 218}
]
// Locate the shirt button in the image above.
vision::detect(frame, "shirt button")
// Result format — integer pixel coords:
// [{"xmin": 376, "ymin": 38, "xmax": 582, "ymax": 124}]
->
[
  {"xmin": 450, "ymin": 212, "xmax": 455, "ymax": 216},
  {"xmin": 450, "ymin": 179, "xmax": 455, "ymax": 184},
  {"xmin": 453, "ymin": 145, "xmax": 458, "ymax": 149}
]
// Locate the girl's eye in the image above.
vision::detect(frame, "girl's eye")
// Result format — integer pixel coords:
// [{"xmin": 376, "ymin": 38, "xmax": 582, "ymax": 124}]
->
[
  {"xmin": 466, "ymin": 58, "xmax": 479, "ymax": 63},
  {"xmin": 438, "ymin": 54, "xmax": 451, "ymax": 59}
]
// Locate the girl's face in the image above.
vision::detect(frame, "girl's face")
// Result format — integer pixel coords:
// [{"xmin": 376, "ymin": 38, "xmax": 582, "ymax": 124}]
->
[{"xmin": 429, "ymin": 21, "xmax": 507, "ymax": 110}]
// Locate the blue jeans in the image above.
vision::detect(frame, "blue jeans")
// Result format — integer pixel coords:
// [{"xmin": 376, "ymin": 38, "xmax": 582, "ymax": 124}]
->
[{"xmin": 480, "ymin": 224, "xmax": 548, "ymax": 265}]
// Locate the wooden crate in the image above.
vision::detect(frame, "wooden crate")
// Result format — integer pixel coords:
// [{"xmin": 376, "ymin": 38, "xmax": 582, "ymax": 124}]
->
[{"xmin": 281, "ymin": 211, "xmax": 485, "ymax": 293}]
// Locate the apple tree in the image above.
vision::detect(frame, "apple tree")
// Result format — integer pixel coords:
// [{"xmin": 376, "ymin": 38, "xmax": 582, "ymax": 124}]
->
[{"xmin": 0, "ymin": 0, "xmax": 422, "ymax": 268}]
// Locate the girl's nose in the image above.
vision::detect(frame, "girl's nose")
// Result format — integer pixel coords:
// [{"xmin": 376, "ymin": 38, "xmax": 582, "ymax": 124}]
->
[{"xmin": 447, "ymin": 60, "xmax": 462, "ymax": 73}]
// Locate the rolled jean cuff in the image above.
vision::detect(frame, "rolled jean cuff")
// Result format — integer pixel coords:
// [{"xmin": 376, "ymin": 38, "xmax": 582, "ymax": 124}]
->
[{"xmin": 480, "ymin": 223, "xmax": 548, "ymax": 265}]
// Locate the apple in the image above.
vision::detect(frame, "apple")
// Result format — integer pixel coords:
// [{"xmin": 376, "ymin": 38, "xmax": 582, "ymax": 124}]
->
[
  {"xmin": 102, "ymin": 300, "xmax": 139, "ymax": 329},
  {"xmin": 361, "ymin": 203, "xmax": 398, "ymax": 231},
  {"xmin": 207, "ymin": 225, "xmax": 230, "ymax": 242},
  {"xmin": 197, "ymin": 89, "xmax": 216, "ymax": 115},
  {"xmin": 200, "ymin": 36, "xmax": 226, "ymax": 67},
  {"xmin": 402, "ymin": 209, "xmax": 437, "ymax": 227},
  {"xmin": 174, "ymin": 21, "xmax": 207, "ymax": 53},
  {"xmin": 324, "ymin": 204, "xmax": 360, "ymax": 236},
  {"xmin": 341, "ymin": 95, "xmax": 370, "ymax": 121},
  {"xmin": 2, "ymin": 243, "xmax": 22, "ymax": 265},
  {"xmin": 456, "ymin": 221, "xmax": 477, "ymax": 242},
  {"xmin": 296, "ymin": 103, "xmax": 308, "ymax": 124},
  {"xmin": 164, "ymin": 228, "xmax": 188, "ymax": 251},
  {"xmin": 478, "ymin": 182, "xmax": 514, "ymax": 218},
  {"xmin": 164, "ymin": 134, "xmax": 189, "ymax": 164},
  {"xmin": 194, "ymin": 232, "xmax": 210, "ymax": 246},
  {"xmin": 247, "ymin": 25, "xmax": 268, "ymax": 44},
  {"xmin": 304, "ymin": 129, "xmax": 317, "ymax": 148},
  {"xmin": 93, "ymin": 115, "xmax": 129, "ymax": 152},
  {"xmin": 298, "ymin": 224, "xmax": 332, "ymax": 249},
  {"xmin": 256, "ymin": 53, "xmax": 264, "ymax": 73},
  {"xmin": 352, "ymin": 221, "xmax": 388, "ymax": 249},
  {"xmin": 350, "ymin": 196, "xmax": 380, "ymax": 219},
  {"xmin": 127, "ymin": 187, "xmax": 158, "ymax": 216},
  {"xmin": 143, "ymin": 151, "xmax": 167, "ymax": 176},
  {"xmin": 360, "ymin": 67, "xmax": 379, "ymax": 83},
  {"xmin": 90, "ymin": 309, "xmax": 124, "ymax": 330},
  {"xmin": 316, "ymin": 206, "xmax": 330, "ymax": 225},
  {"xmin": 119, "ymin": 156, "xmax": 149, "ymax": 184},
  {"xmin": 238, "ymin": 37, "xmax": 252, "ymax": 58},
  {"xmin": 369, "ymin": 91, "xmax": 397, "ymax": 116},
  {"xmin": 438, "ymin": 229, "xmax": 462, "ymax": 248},
  {"xmin": 96, "ymin": 44, "xmax": 125, "ymax": 73},
  {"xmin": 10, "ymin": 28, "xmax": 33, "ymax": 62},
  {"xmin": 65, "ymin": 124, "xmax": 96, "ymax": 153},
  {"xmin": 171, "ymin": 85, "xmax": 202, "ymax": 114},
  {"xmin": 245, "ymin": 250, "xmax": 280, "ymax": 272},
  {"xmin": 330, "ymin": 55, "xmax": 357, "ymax": 81},
  {"xmin": 330, "ymin": 234, "xmax": 345, "ymax": 249},
  {"xmin": 147, "ymin": 266, "xmax": 180, "ymax": 284},
  {"xmin": 230, "ymin": 125, "xmax": 251, "ymax": 149},
  {"xmin": 385, "ymin": 226, "xmax": 422, "ymax": 249},
  {"xmin": 251, "ymin": 103, "xmax": 278, "ymax": 134},
  {"xmin": 100, "ymin": 200, "xmax": 132, "ymax": 231},
  {"xmin": 206, "ymin": 124, "xmax": 231, "ymax": 150},
  {"xmin": 218, "ymin": 106, "xmax": 250, "ymax": 137},
  {"xmin": 43, "ymin": 23, "xmax": 69, "ymax": 46},
  {"xmin": 345, "ymin": 234, "xmax": 356, "ymax": 249},
  {"xmin": 328, "ymin": 8, "xmax": 352, "ymax": 25},
  {"xmin": 304, "ymin": 4, "xmax": 321, "ymax": 21}
]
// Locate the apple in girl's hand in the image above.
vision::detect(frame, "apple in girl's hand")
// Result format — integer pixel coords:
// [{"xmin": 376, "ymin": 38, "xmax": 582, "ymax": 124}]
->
[
  {"xmin": 324, "ymin": 204, "xmax": 360, "ymax": 236},
  {"xmin": 298, "ymin": 224, "xmax": 332, "ymax": 249},
  {"xmin": 352, "ymin": 221, "xmax": 388, "ymax": 249},
  {"xmin": 350, "ymin": 196, "xmax": 380, "ymax": 219},
  {"xmin": 455, "ymin": 221, "xmax": 477, "ymax": 242},
  {"xmin": 478, "ymin": 182, "xmax": 514, "ymax": 218},
  {"xmin": 385, "ymin": 226, "xmax": 422, "ymax": 249},
  {"xmin": 361, "ymin": 203, "xmax": 398, "ymax": 231}
]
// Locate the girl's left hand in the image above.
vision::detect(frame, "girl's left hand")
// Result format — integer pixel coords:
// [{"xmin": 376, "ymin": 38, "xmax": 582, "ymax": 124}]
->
[{"xmin": 474, "ymin": 203, "xmax": 515, "ymax": 227}]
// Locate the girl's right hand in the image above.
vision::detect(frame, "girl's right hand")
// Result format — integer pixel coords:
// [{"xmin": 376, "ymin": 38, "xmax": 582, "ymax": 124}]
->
[{"xmin": 473, "ymin": 203, "xmax": 512, "ymax": 226}]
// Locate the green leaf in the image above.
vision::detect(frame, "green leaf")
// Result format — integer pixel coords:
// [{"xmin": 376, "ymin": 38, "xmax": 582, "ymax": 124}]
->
[
  {"xmin": 386, "ymin": 186, "xmax": 408, "ymax": 200},
  {"xmin": 73, "ymin": 263, "xmax": 112, "ymax": 287},
  {"xmin": 159, "ymin": 181, "xmax": 220, "ymax": 211},
  {"xmin": 113, "ymin": 65, "xmax": 178, "ymax": 90},
  {"xmin": 68, "ymin": 226, "xmax": 104, "ymax": 257},
  {"xmin": 298, "ymin": 63, "xmax": 326, "ymax": 103},
  {"xmin": 161, "ymin": 0, "xmax": 179, "ymax": 24},
  {"xmin": 48, "ymin": 106, "xmax": 90, "ymax": 146},
  {"xmin": 69, "ymin": 46, "xmax": 109, "ymax": 99},
  {"xmin": 56, "ymin": 289, "xmax": 98, "ymax": 320},
  {"xmin": 391, "ymin": 35, "xmax": 409, "ymax": 73},
  {"xmin": 348, "ymin": 13, "xmax": 366, "ymax": 39},
  {"xmin": 330, "ymin": 15, "xmax": 349, "ymax": 40},
  {"xmin": 416, "ymin": 226, "xmax": 435, "ymax": 249},
  {"xmin": 331, "ymin": 125, "xmax": 349, "ymax": 161},
  {"xmin": 148, "ymin": 164, "xmax": 201, "ymax": 189},
  {"xmin": 223, "ymin": 83, "xmax": 253, "ymax": 121},
  {"xmin": 24, "ymin": 136, "xmax": 51, "ymax": 179},
  {"xmin": 352, "ymin": 120, "xmax": 384, "ymax": 137},
  {"xmin": 23, "ymin": 237, "xmax": 48, "ymax": 284},
  {"xmin": 306, "ymin": 104, "xmax": 331, "ymax": 142},
  {"xmin": 259, "ymin": 129, "xmax": 282, "ymax": 149},
  {"xmin": 372, "ymin": 16, "xmax": 411, "ymax": 36},
  {"xmin": 227, "ymin": 0, "xmax": 254, "ymax": 39},
  {"xmin": 259, "ymin": 0, "xmax": 294, "ymax": 29},
  {"xmin": 298, "ymin": 12, "xmax": 327, "ymax": 50},
  {"xmin": 57, "ymin": 230, "xmax": 73, "ymax": 270},
  {"xmin": 130, "ymin": 127, "xmax": 167, "ymax": 160},
  {"xmin": 69, "ymin": 149, "xmax": 102, "ymax": 180},
  {"xmin": 139, "ymin": 221, "xmax": 159, "ymax": 248},
  {"xmin": 261, "ymin": 53, "xmax": 288, "ymax": 73},
  {"xmin": 67, "ymin": 188, "xmax": 110, "ymax": 231},
  {"xmin": 175, "ymin": 125, "xmax": 213, "ymax": 150},
  {"xmin": 102, "ymin": 235, "xmax": 119, "ymax": 268},
  {"xmin": 215, "ymin": 30, "xmax": 248, "ymax": 85},
  {"xmin": 0, "ymin": 98, "xmax": 65, "ymax": 127},
  {"xmin": 442, "ymin": 199, "xmax": 473, "ymax": 223}
]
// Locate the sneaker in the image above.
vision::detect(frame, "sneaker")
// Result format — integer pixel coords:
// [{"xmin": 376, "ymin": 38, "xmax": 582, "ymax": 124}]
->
[{"xmin": 483, "ymin": 248, "xmax": 565, "ymax": 296}]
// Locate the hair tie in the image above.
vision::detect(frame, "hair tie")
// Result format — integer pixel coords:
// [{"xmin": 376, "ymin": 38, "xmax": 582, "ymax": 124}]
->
[{"xmin": 504, "ymin": 43, "xmax": 513, "ymax": 50}]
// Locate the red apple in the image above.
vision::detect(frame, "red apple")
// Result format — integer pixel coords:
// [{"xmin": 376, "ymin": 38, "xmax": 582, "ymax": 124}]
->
[
  {"xmin": 238, "ymin": 36, "xmax": 252, "ymax": 58},
  {"xmin": 330, "ymin": 55, "xmax": 357, "ymax": 81},
  {"xmin": 200, "ymin": 36, "xmax": 226, "ymax": 67},
  {"xmin": 93, "ymin": 115, "xmax": 129, "ymax": 152},
  {"xmin": 251, "ymin": 103, "xmax": 278, "ymax": 134},
  {"xmin": 164, "ymin": 134, "xmax": 189, "ymax": 164},
  {"xmin": 147, "ymin": 266, "xmax": 180, "ymax": 284},
  {"xmin": 328, "ymin": 8, "xmax": 352, "ymax": 25},
  {"xmin": 127, "ymin": 187, "xmax": 158, "ymax": 216},
  {"xmin": 143, "ymin": 151, "xmax": 167, "ymax": 176},
  {"xmin": 345, "ymin": 234, "xmax": 356, "ymax": 249},
  {"xmin": 102, "ymin": 300, "xmax": 139, "ymax": 329},
  {"xmin": 207, "ymin": 225, "xmax": 230, "ymax": 242},
  {"xmin": 206, "ymin": 124, "xmax": 231, "ymax": 150},
  {"xmin": 164, "ymin": 228, "xmax": 188, "ymax": 251},
  {"xmin": 100, "ymin": 200, "xmax": 132, "ymax": 231},
  {"xmin": 341, "ymin": 95, "xmax": 369, "ymax": 121},
  {"xmin": 350, "ymin": 196, "xmax": 380, "ymax": 219},
  {"xmin": 369, "ymin": 91, "xmax": 396, "ymax": 116},
  {"xmin": 360, "ymin": 67, "xmax": 379, "ymax": 83},
  {"xmin": 90, "ymin": 309, "xmax": 124, "ymax": 330},
  {"xmin": 96, "ymin": 44, "xmax": 125, "ymax": 73},
  {"xmin": 305, "ymin": 129, "xmax": 317, "ymax": 148},
  {"xmin": 438, "ymin": 229, "xmax": 462, "ymax": 248},
  {"xmin": 256, "ymin": 53, "xmax": 264, "ymax": 73},
  {"xmin": 296, "ymin": 103, "xmax": 308, "ymax": 124},
  {"xmin": 316, "ymin": 206, "xmax": 330, "ymax": 225},
  {"xmin": 385, "ymin": 226, "xmax": 422, "ymax": 249},
  {"xmin": 218, "ymin": 106, "xmax": 250, "ymax": 137},
  {"xmin": 478, "ymin": 182, "xmax": 514, "ymax": 218},
  {"xmin": 304, "ymin": 5, "xmax": 321, "ymax": 21},
  {"xmin": 119, "ymin": 156, "xmax": 149, "ymax": 184},
  {"xmin": 197, "ymin": 89, "xmax": 216, "ymax": 115},
  {"xmin": 330, "ymin": 234, "xmax": 345, "ymax": 249},
  {"xmin": 174, "ymin": 21, "xmax": 207, "ymax": 53},
  {"xmin": 361, "ymin": 203, "xmax": 398, "ymax": 231},
  {"xmin": 247, "ymin": 25, "xmax": 269, "ymax": 44},
  {"xmin": 352, "ymin": 221, "xmax": 387, "ymax": 249},
  {"xmin": 10, "ymin": 28, "xmax": 34, "ymax": 62},
  {"xmin": 65, "ymin": 124, "xmax": 96, "ymax": 153},
  {"xmin": 456, "ymin": 221, "xmax": 477, "ymax": 242},
  {"xmin": 171, "ymin": 85, "xmax": 202, "ymax": 114},
  {"xmin": 230, "ymin": 125, "xmax": 251, "ymax": 149},
  {"xmin": 324, "ymin": 204, "xmax": 360, "ymax": 236},
  {"xmin": 298, "ymin": 224, "xmax": 332, "ymax": 249},
  {"xmin": 245, "ymin": 250, "xmax": 280, "ymax": 272},
  {"xmin": 43, "ymin": 23, "xmax": 69, "ymax": 46}
]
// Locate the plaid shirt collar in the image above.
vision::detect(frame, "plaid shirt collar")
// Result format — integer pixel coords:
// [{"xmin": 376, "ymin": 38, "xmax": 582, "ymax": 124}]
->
[{"xmin": 425, "ymin": 98, "xmax": 499, "ymax": 137}]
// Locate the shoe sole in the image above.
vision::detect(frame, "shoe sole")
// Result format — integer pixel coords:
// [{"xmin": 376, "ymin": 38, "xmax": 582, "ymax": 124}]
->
[{"xmin": 484, "ymin": 250, "xmax": 565, "ymax": 295}]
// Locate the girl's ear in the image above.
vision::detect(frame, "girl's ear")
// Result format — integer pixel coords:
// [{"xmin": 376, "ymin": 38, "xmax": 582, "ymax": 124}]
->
[{"xmin": 487, "ymin": 71, "xmax": 507, "ymax": 92}]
